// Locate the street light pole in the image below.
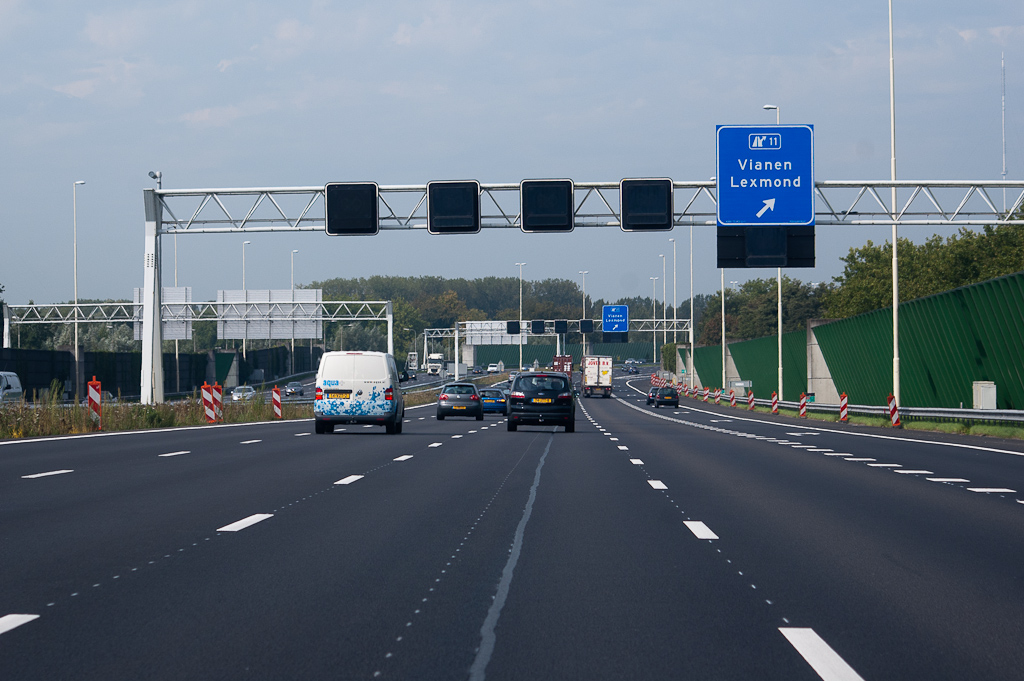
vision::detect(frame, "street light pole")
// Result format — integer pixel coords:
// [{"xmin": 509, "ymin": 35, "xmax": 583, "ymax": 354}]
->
[
  {"xmin": 669, "ymin": 239, "xmax": 677, "ymax": 344},
  {"xmin": 516, "ymin": 263, "xmax": 526, "ymax": 371},
  {"xmin": 578, "ymin": 270, "xmax": 588, "ymax": 355},
  {"xmin": 688, "ymin": 223, "xmax": 694, "ymax": 390},
  {"xmin": 149, "ymin": 172, "xmax": 180, "ymax": 393},
  {"xmin": 721, "ymin": 270, "xmax": 726, "ymax": 390},
  {"xmin": 73, "ymin": 180, "xmax": 85, "ymax": 402},
  {"xmin": 660, "ymin": 254, "xmax": 666, "ymax": 350},
  {"xmin": 650, "ymin": 276, "xmax": 659, "ymax": 365},
  {"xmin": 889, "ymin": 0, "xmax": 900, "ymax": 406},
  {"xmin": 242, "ymin": 240, "xmax": 251, "ymax": 360}
]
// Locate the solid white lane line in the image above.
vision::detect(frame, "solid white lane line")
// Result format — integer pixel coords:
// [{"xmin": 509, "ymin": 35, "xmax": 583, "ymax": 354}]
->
[
  {"xmin": 335, "ymin": 475, "xmax": 365, "ymax": 485},
  {"xmin": 394, "ymin": 455, "xmax": 414, "ymax": 461},
  {"xmin": 21, "ymin": 470, "xmax": 74, "ymax": 479},
  {"xmin": 429, "ymin": 442, "xmax": 443, "ymax": 448},
  {"xmin": 683, "ymin": 521, "xmax": 719, "ymax": 540},
  {"xmin": 648, "ymin": 480, "xmax": 668, "ymax": 490},
  {"xmin": 217, "ymin": 513, "xmax": 274, "ymax": 532},
  {"xmin": 928, "ymin": 477, "xmax": 970, "ymax": 482},
  {"xmin": 780, "ymin": 627, "xmax": 865, "ymax": 681},
  {"xmin": 629, "ymin": 459, "xmax": 644, "ymax": 465},
  {"xmin": 0, "ymin": 614, "xmax": 39, "ymax": 636},
  {"xmin": 617, "ymin": 445, "xmax": 629, "ymax": 451},
  {"xmin": 967, "ymin": 487, "xmax": 1017, "ymax": 493},
  {"xmin": 895, "ymin": 470, "xmax": 934, "ymax": 474},
  {"xmin": 240, "ymin": 439, "xmax": 262, "ymax": 445},
  {"xmin": 158, "ymin": 451, "xmax": 190, "ymax": 457}
]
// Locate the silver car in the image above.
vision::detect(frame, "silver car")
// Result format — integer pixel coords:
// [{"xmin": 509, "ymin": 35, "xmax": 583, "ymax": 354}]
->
[
  {"xmin": 232, "ymin": 386, "xmax": 256, "ymax": 402},
  {"xmin": 436, "ymin": 383, "xmax": 484, "ymax": 421}
]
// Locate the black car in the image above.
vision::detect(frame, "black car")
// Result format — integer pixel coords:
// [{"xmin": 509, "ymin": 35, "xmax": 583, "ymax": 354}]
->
[
  {"xmin": 437, "ymin": 382, "xmax": 484, "ymax": 420},
  {"xmin": 284, "ymin": 381, "xmax": 304, "ymax": 397},
  {"xmin": 647, "ymin": 386, "xmax": 679, "ymax": 408},
  {"xmin": 507, "ymin": 372, "xmax": 575, "ymax": 432}
]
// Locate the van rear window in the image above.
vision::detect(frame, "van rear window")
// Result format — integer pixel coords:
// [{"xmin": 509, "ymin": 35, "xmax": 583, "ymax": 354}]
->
[{"xmin": 321, "ymin": 354, "xmax": 386, "ymax": 380}]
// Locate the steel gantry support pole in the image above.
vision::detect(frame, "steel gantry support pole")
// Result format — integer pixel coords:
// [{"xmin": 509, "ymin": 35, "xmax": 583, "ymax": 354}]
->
[
  {"xmin": 386, "ymin": 301, "xmax": 394, "ymax": 357},
  {"xmin": 889, "ymin": 0, "xmax": 901, "ymax": 407},
  {"xmin": 141, "ymin": 189, "xmax": 165, "ymax": 405}
]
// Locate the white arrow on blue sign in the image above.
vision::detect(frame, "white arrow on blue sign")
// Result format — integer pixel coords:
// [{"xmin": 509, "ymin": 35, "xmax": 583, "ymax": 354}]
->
[{"xmin": 716, "ymin": 124, "xmax": 814, "ymax": 227}]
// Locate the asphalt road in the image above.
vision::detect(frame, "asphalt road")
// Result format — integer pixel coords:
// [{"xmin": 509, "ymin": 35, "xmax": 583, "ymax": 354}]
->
[{"xmin": 2, "ymin": 374, "xmax": 1024, "ymax": 680}]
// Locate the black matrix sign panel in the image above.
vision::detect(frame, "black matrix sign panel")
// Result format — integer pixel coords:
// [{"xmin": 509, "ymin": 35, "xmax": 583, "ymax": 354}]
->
[
  {"xmin": 427, "ymin": 181, "xmax": 481, "ymax": 235},
  {"xmin": 520, "ymin": 179, "xmax": 574, "ymax": 233},
  {"xmin": 620, "ymin": 178, "xmax": 674, "ymax": 231},
  {"xmin": 325, "ymin": 182, "xmax": 379, "ymax": 236}
]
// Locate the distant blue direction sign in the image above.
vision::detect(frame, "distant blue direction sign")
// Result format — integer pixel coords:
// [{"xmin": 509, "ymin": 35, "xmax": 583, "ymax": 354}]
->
[
  {"xmin": 716, "ymin": 125, "xmax": 814, "ymax": 227},
  {"xmin": 603, "ymin": 305, "xmax": 629, "ymax": 332}
]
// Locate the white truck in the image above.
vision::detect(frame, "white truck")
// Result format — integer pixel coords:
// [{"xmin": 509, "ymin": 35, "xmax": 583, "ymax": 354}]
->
[
  {"xmin": 426, "ymin": 353, "xmax": 444, "ymax": 376},
  {"xmin": 581, "ymin": 355, "xmax": 613, "ymax": 398},
  {"xmin": 406, "ymin": 352, "xmax": 418, "ymax": 378}
]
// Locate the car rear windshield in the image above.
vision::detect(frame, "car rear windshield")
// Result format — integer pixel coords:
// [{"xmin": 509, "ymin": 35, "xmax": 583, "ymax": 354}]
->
[
  {"xmin": 321, "ymin": 354, "xmax": 386, "ymax": 380},
  {"xmin": 659, "ymin": 388, "xmax": 677, "ymax": 396},
  {"xmin": 480, "ymin": 390, "xmax": 503, "ymax": 398},
  {"xmin": 518, "ymin": 375, "xmax": 569, "ymax": 392},
  {"xmin": 443, "ymin": 385, "xmax": 476, "ymax": 395}
]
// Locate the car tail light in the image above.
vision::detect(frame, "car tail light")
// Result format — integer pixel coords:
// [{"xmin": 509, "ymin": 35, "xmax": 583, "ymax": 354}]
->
[
  {"xmin": 470, "ymin": 394, "xmax": 479, "ymax": 401},
  {"xmin": 511, "ymin": 391, "xmax": 525, "ymax": 399},
  {"xmin": 315, "ymin": 387, "xmax": 323, "ymax": 401},
  {"xmin": 558, "ymin": 392, "xmax": 571, "ymax": 399},
  {"xmin": 385, "ymin": 387, "xmax": 393, "ymax": 401},
  {"xmin": 439, "ymin": 394, "xmax": 448, "ymax": 401}
]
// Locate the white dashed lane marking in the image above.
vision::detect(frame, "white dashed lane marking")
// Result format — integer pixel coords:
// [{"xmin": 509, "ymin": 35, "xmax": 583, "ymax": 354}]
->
[
  {"xmin": 429, "ymin": 443, "xmax": 443, "ymax": 448},
  {"xmin": 0, "ymin": 614, "xmax": 39, "ymax": 636},
  {"xmin": 617, "ymin": 445, "xmax": 629, "ymax": 451},
  {"xmin": 629, "ymin": 459, "xmax": 644, "ymax": 465},
  {"xmin": 895, "ymin": 470, "xmax": 934, "ymax": 475},
  {"xmin": 217, "ymin": 513, "xmax": 274, "ymax": 532},
  {"xmin": 294, "ymin": 433, "xmax": 311, "ymax": 437},
  {"xmin": 21, "ymin": 470, "xmax": 73, "ymax": 479},
  {"xmin": 394, "ymin": 455, "xmax": 414, "ymax": 462},
  {"xmin": 335, "ymin": 475, "xmax": 365, "ymax": 485},
  {"xmin": 683, "ymin": 521, "xmax": 719, "ymax": 540},
  {"xmin": 647, "ymin": 480, "xmax": 668, "ymax": 490},
  {"xmin": 928, "ymin": 477, "xmax": 970, "ymax": 483},
  {"xmin": 240, "ymin": 439, "xmax": 262, "ymax": 445},
  {"xmin": 967, "ymin": 487, "xmax": 1017, "ymax": 494},
  {"xmin": 780, "ymin": 628, "xmax": 865, "ymax": 681},
  {"xmin": 159, "ymin": 451, "xmax": 189, "ymax": 457}
]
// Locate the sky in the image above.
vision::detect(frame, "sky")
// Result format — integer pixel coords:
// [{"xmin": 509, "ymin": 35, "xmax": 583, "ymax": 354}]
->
[{"xmin": 1, "ymin": 0, "xmax": 1022, "ymax": 308}]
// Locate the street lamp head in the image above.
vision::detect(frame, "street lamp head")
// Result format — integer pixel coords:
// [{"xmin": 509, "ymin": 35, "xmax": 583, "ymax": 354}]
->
[
  {"xmin": 74, "ymin": 180, "xmax": 86, "ymax": 185},
  {"xmin": 243, "ymin": 240, "xmax": 251, "ymax": 245},
  {"xmin": 148, "ymin": 171, "xmax": 161, "ymax": 180},
  {"xmin": 763, "ymin": 104, "xmax": 777, "ymax": 111},
  {"xmin": 292, "ymin": 249, "xmax": 299, "ymax": 254},
  {"xmin": 668, "ymin": 238, "xmax": 675, "ymax": 243}
]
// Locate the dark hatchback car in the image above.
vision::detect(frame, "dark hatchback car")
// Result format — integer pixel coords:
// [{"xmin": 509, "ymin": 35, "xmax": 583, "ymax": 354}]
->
[
  {"xmin": 507, "ymin": 372, "xmax": 575, "ymax": 432},
  {"xmin": 478, "ymin": 388, "xmax": 508, "ymax": 414},
  {"xmin": 437, "ymin": 383, "xmax": 484, "ymax": 420},
  {"xmin": 647, "ymin": 386, "xmax": 679, "ymax": 408}
]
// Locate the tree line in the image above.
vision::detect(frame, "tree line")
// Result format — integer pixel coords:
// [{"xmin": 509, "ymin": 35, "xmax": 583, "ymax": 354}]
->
[{"xmin": 6, "ymin": 225, "xmax": 1022, "ymax": 362}]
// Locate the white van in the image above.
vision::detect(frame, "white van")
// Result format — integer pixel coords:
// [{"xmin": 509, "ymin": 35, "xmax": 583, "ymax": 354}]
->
[
  {"xmin": 314, "ymin": 351, "xmax": 405, "ymax": 434},
  {"xmin": 0, "ymin": 371, "xmax": 24, "ymax": 403}
]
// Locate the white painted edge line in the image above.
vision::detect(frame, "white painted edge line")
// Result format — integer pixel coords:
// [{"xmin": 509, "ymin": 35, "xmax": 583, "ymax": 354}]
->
[
  {"xmin": 335, "ymin": 475, "xmax": 365, "ymax": 485},
  {"xmin": 928, "ymin": 477, "xmax": 970, "ymax": 482},
  {"xmin": 967, "ymin": 487, "xmax": 1017, "ymax": 493},
  {"xmin": 0, "ymin": 614, "xmax": 39, "ymax": 636},
  {"xmin": 158, "ymin": 451, "xmax": 190, "ymax": 457},
  {"xmin": 240, "ymin": 439, "xmax": 262, "ymax": 445},
  {"xmin": 617, "ymin": 445, "xmax": 629, "ymax": 451},
  {"xmin": 629, "ymin": 459, "xmax": 644, "ymax": 465},
  {"xmin": 780, "ymin": 628, "xmax": 865, "ymax": 681},
  {"xmin": 683, "ymin": 521, "xmax": 719, "ymax": 540},
  {"xmin": 648, "ymin": 480, "xmax": 667, "ymax": 489},
  {"xmin": 394, "ymin": 455, "xmax": 414, "ymax": 461},
  {"xmin": 429, "ymin": 442, "xmax": 443, "ymax": 448},
  {"xmin": 0, "ymin": 417, "xmax": 311, "ymax": 448},
  {"xmin": 21, "ymin": 469, "xmax": 73, "ymax": 479},
  {"xmin": 895, "ymin": 470, "xmax": 934, "ymax": 474},
  {"xmin": 217, "ymin": 513, "xmax": 274, "ymax": 532}
]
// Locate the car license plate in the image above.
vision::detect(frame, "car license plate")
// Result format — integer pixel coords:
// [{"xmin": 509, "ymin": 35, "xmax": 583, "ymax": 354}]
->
[
  {"xmin": 532, "ymin": 398, "xmax": 552, "ymax": 404},
  {"xmin": 453, "ymin": 406, "xmax": 466, "ymax": 410},
  {"xmin": 327, "ymin": 391, "xmax": 351, "ymax": 399}
]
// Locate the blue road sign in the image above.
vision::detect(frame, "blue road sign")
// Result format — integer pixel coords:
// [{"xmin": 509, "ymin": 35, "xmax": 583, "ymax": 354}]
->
[
  {"xmin": 716, "ymin": 125, "xmax": 814, "ymax": 227},
  {"xmin": 603, "ymin": 305, "xmax": 629, "ymax": 332}
]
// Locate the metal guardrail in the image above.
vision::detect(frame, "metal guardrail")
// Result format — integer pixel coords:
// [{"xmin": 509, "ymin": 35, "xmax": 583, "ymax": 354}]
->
[{"xmin": 746, "ymin": 398, "xmax": 1024, "ymax": 425}]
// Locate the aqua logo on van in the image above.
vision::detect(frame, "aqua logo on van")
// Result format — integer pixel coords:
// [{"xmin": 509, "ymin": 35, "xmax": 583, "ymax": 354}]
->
[{"xmin": 323, "ymin": 380, "xmax": 340, "ymax": 387}]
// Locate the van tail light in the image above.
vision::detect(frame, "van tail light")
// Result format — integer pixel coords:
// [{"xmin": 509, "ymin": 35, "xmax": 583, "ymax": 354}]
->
[
  {"xmin": 439, "ymin": 394, "xmax": 448, "ymax": 401},
  {"xmin": 315, "ymin": 387, "xmax": 323, "ymax": 401},
  {"xmin": 470, "ymin": 394, "xmax": 479, "ymax": 401},
  {"xmin": 385, "ymin": 387, "xmax": 393, "ymax": 401}
]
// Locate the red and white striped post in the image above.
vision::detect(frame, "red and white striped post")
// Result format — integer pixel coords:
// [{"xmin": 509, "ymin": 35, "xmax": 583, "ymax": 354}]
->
[
  {"xmin": 703, "ymin": 387, "xmax": 709, "ymax": 402},
  {"xmin": 201, "ymin": 382, "xmax": 215, "ymax": 423},
  {"xmin": 839, "ymin": 393, "xmax": 849, "ymax": 422},
  {"xmin": 799, "ymin": 392, "xmax": 807, "ymax": 418},
  {"xmin": 771, "ymin": 391, "xmax": 779, "ymax": 415},
  {"xmin": 212, "ymin": 382, "xmax": 224, "ymax": 422},
  {"xmin": 747, "ymin": 391, "xmax": 755, "ymax": 411},
  {"xmin": 87, "ymin": 376, "xmax": 102, "ymax": 430},
  {"xmin": 273, "ymin": 386, "xmax": 282, "ymax": 419},
  {"xmin": 714, "ymin": 388, "xmax": 721, "ymax": 405},
  {"xmin": 730, "ymin": 389, "xmax": 736, "ymax": 407},
  {"xmin": 888, "ymin": 393, "xmax": 902, "ymax": 428}
]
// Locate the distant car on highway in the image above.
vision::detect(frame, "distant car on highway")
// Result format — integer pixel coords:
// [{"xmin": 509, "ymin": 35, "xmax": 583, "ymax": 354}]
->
[
  {"xmin": 0, "ymin": 371, "xmax": 24, "ymax": 403},
  {"xmin": 471, "ymin": 365, "xmax": 483, "ymax": 375},
  {"xmin": 478, "ymin": 388, "xmax": 507, "ymax": 414},
  {"xmin": 284, "ymin": 381, "xmax": 304, "ymax": 397},
  {"xmin": 436, "ymin": 383, "xmax": 483, "ymax": 420},
  {"xmin": 232, "ymin": 386, "xmax": 256, "ymax": 402},
  {"xmin": 487, "ymin": 363, "xmax": 500, "ymax": 374},
  {"xmin": 647, "ymin": 386, "xmax": 679, "ymax": 408}
]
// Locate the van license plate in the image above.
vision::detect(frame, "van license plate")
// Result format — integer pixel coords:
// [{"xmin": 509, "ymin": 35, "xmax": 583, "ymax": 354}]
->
[
  {"xmin": 327, "ymin": 391, "xmax": 351, "ymax": 399},
  {"xmin": 532, "ymin": 398, "xmax": 552, "ymax": 404}
]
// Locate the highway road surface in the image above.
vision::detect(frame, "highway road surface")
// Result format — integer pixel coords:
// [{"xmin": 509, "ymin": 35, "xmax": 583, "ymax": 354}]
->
[{"xmin": 3, "ymin": 374, "xmax": 1024, "ymax": 680}]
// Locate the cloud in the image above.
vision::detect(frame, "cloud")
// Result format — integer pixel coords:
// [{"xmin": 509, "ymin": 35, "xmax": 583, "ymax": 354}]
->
[
  {"xmin": 51, "ymin": 58, "xmax": 146, "ymax": 103},
  {"xmin": 988, "ymin": 25, "xmax": 1024, "ymax": 43},
  {"xmin": 390, "ymin": 2, "xmax": 497, "ymax": 51},
  {"xmin": 179, "ymin": 97, "xmax": 279, "ymax": 127},
  {"xmin": 957, "ymin": 28, "xmax": 979, "ymax": 42}
]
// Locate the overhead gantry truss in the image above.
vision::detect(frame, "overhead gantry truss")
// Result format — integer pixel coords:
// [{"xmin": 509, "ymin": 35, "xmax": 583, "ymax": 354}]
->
[{"xmin": 151, "ymin": 180, "xmax": 1024, "ymax": 235}]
